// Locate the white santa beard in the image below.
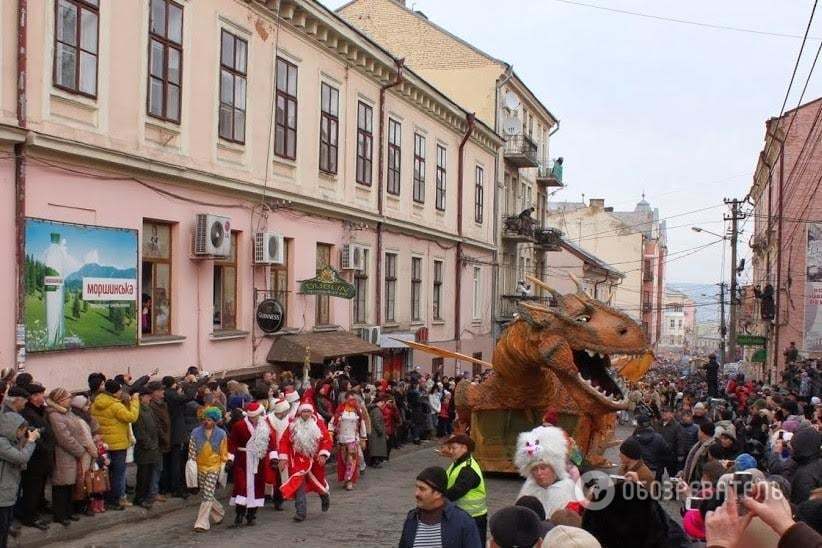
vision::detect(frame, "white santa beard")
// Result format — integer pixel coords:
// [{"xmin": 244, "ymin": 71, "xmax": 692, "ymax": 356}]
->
[
  {"xmin": 292, "ymin": 418, "xmax": 322, "ymax": 456},
  {"xmin": 517, "ymin": 477, "xmax": 577, "ymax": 518}
]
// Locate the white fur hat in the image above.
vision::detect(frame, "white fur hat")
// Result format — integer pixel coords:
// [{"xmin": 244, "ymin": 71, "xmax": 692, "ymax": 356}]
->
[
  {"xmin": 514, "ymin": 425, "xmax": 569, "ymax": 480},
  {"xmin": 272, "ymin": 398, "xmax": 290, "ymax": 414}
]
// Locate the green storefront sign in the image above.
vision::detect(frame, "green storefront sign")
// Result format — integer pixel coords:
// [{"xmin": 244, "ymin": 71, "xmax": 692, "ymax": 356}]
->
[
  {"xmin": 737, "ymin": 335, "xmax": 767, "ymax": 347},
  {"xmin": 299, "ymin": 266, "xmax": 356, "ymax": 299},
  {"xmin": 751, "ymin": 348, "xmax": 767, "ymax": 363}
]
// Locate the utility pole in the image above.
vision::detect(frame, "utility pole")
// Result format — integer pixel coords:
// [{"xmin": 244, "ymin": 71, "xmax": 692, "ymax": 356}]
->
[
  {"xmin": 724, "ymin": 198, "xmax": 746, "ymax": 364},
  {"xmin": 718, "ymin": 282, "xmax": 727, "ymax": 365}
]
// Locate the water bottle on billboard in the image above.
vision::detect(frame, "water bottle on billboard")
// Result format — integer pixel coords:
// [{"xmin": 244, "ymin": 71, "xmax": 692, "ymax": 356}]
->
[{"xmin": 44, "ymin": 232, "xmax": 65, "ymax": 347}]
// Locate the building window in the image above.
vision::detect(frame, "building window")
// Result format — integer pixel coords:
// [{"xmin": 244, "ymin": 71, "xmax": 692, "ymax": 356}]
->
[
  {"xmin": 270, "ymin": 238, "xmax": 289, "ymax": 327},
  {"xmin": 274, "ymin": 57, "xmax": 298, "ymax": 159},
  {"xmin": 644, "ymin": 258, "xmax": 654, "ymax": 281},
  {"xmin": 213, "ymin": 232, "xmax": 238, "ymax": 330},
  {"xmin": 353, "ymin": 249, "xmax": 368, "ymax": 324},
  {"xmin": 436, "ymin": 145, "xmax": 447, "ymax": 211},
  {"xmin": 141, "ymin": 221, "xmax": 172, "ymax": 337},
  {"xmin": 474, "ymin": 165, "xmax": 484, "ymax": 223},
  {"xmin": 319, "ymin": 82, "xmax": 339, "ymax": 173},
  {"xmin": 472, "ymin": 267, "xmax": 481, "ymax": 320},
  {"xmin": 54, "ymin": 0, "xmax": 99, "ymax": 97},
  {"xmin": 385, "ymin": 252, "xmax": 397, "ymax": 322},
  {"xmin": 411, "ymin": 257, "xmax": 422, "ymax": 322},
  {"xmin": 147, "ymin": 0, "xmax": 183, "ymax": 123},
  {"xmin": 472, "ymin": 353, "xmax": 483, "ymax": 377},
  {"xmin": 413, "ymin": 133, "xmax": 425, "ymax": 203},
  {"xmin": 433, "ymin": 260, "xmax": 443, "ymax": 321},
  {"xmin": 356, "ymin": 102, "xmax": 373, "ymax": 185},
  {"xmin": 387, "ymin": 119, "xmax": 401, "ymax": 195},
  {"xmin": 432, "ymin": 357, "xmax": 444, "ymax": 377},
  {"xmin": 218, "ymin": 30, "xmax": 247, "ymax": 144},
  {"xmin": 316, "ymin": 243, "xmax": 332, "ymax": 326}
]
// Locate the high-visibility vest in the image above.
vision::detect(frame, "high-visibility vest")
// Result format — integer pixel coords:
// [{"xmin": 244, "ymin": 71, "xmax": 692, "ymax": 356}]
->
[{"xmin": 446, "ymin": 456, "xmax": 487, "ymax": 517}]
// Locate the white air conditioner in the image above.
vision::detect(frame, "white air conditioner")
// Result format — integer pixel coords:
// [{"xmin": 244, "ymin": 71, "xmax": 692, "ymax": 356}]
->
[
  {"xmin": 341, "ymin": 244, "xmax": 366, "ymax": 271},
  {"xmin": 359, "ymin": 325, "xmax": 381, "ymax": 346},
  {"xmin": 193, "ymin": 214, "xmax": 232, "ymax": 257},
  {"xmin": 254, "ymin": 232, "xmax": 285, "ymax": 265}
]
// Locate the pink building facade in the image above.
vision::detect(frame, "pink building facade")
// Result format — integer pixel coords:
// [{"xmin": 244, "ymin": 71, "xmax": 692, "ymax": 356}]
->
[{"xmin": 0, "ymin": 0, "xmax": 501, "ymax": 389}]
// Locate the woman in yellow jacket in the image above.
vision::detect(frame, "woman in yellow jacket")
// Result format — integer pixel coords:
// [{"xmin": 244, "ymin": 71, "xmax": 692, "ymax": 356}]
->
[
  {"xmin": 188, "ymin": 407, "xmax": 229, "ymax": 532},
  {"xmin": 90, "ymin": 380, "xmax": 140, "ymax": 510}
]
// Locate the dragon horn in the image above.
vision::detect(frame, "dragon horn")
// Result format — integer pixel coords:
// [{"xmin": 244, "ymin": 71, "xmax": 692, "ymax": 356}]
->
[
  {"xmin": 567, "ymin": 272, "xmax": 584, "ymax": 293},
  {"xmin": 525, "ymin": 274, "xmax": 563, "ymax": 302},
  {"xmin": 393, "ymin": 339, "xmax": 494, "ymax": 369}
]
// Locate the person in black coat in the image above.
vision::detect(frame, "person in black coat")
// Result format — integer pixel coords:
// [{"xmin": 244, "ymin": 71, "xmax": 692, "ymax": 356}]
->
[
  {"xmin": 788, "ymin": 427, "xmax": 822, "ymax": 505},
  {"xmin": 658, "ymin": 407, "xmax": 688, "ymax": 475},
  {"xmin": 132, "ymin": 387, "xmax": 161, "ymax": 509},
  {"xmin": 632, "ymin": 414, "xmax": 671, "ymax": 481},
  {"xmin": 679, "ymin": 410, "xmax": 699, "ymax": 452},
  {"xmin": 160, "ymin": 374, "xmax": 207, "ymax": 498},
  {"xmin": 704, "ymin": 354, "xmax": 720, "ymax": 398},
  {"xmin": 16, "ymin": 383, "xmax": 54, "ymax": 530}
]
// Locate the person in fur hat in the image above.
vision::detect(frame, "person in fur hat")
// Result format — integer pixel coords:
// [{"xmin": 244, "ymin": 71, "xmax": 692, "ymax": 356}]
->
[
  {"xmin": 263, "ymin": 397, "xmax": 291, "ymax": 510},
  {"xmin": 226, "ymin": 401, "xmax": 276, "ymax": 527},
  {"xmin": 514, "ymin": 426, "xmax": 578, "ymax": 518},
  {"xmin": 278, "ymin": 402, "xmax": 333, "ymax": 522}
]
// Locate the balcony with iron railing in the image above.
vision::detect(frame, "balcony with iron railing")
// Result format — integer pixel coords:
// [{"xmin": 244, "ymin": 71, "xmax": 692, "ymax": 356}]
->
[
  {"xmin": 534, "ymin": 226, "xmax": 563, "ymax": 250},
  {"xmin": 502, "ymin": 214, "xmax": 537, "ymax": 242},
  {"xmin": 537, "ymin": 158, "xmax": 564, "ymax": 187},
  {"xmin": 504, "ymin": 135, "xmax": 539, "ymax": 168},
  {"xmin": 498, "ymin": 294, "xmax": 555, "ymax": 320}
]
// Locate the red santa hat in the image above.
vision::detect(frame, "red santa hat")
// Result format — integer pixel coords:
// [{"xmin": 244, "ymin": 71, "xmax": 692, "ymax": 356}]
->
[
  {"xmin": 284, "ymin": 386, "xmax": 300, "ymax": 403},
  {"xmin": 297, "ymin": 401, "xmax": 315, "ymax": 413},
  {"xmin": 245, "ymin": 401, "xmax": 264, "ymax": 417},
  {"xmin": 272, "ymin": 398, "xmax": 290, "ymax": 414}
]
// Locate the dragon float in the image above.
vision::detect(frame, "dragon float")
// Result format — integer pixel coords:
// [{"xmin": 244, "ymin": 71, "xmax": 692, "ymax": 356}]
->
[{"xmin": 405, "ymin": 274, "xmax": 654, "ymax": 472}]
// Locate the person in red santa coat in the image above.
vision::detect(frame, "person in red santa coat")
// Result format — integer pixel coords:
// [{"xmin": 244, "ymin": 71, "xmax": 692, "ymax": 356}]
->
[
  {"xmin": 226, "ymin": 401, "xmax": 276, "ymax": 527},
  {"xmin": 278, "ymin": 402, "xmax": 333, "ymax": 522},
  {"xmin": 264, "ymin": 397, "xmax": 291, "ymax": 511}
]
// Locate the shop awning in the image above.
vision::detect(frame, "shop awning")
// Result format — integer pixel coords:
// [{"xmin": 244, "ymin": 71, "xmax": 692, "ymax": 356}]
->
[{"xmin": 266, "ymin": 331, "xmax": 381, "ymax": 365}]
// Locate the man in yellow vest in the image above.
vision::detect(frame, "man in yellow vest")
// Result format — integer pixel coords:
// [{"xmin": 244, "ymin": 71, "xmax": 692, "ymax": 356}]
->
[{"xmin": 443, "ymin": 434, "xmax": 487, "ymax": 546}]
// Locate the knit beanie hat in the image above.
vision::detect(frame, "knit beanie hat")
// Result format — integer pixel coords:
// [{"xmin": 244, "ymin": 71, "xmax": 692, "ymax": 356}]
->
[
  {"xmin": 162, "ymin": 376, "xmax": 176, "ymax": 389},
  {"xmin": 542, "ymin": 525, "xmax": 601, "ymax": 547},
  {"xmin": 416, "ymin": 466, "xmax": 448, "ymax": 494},
  {"xmin": 735, "ymin": 453, "xmax": 757, "ymax": 472},
  {"xmin": 48, "ymin": 387, "xmax": 71, "ymax": 404},
  {"xmin": 489, "ymin": 506, "xmax": 543, "ymax": 548},
  {"xmin": 104, "ymin": 379, "xmax": 122, "ymax": 394},
  {"xmin": 26, "ymin": 383, "xmax": 45, "ymax": 395},
  {"xmin": 7, "ymin": 386, "xmax": 29, "ymax": 399},
  {"xmin": 620, "ymin": 437, "xmax": 643, "ymax": 460},
  {"xmin": 203, "ymin": 407, "xmax": 222, "ymax": 422},
  {"xmin": 636, "ymin": 414, "xmax": 651, "ymax": 427}
]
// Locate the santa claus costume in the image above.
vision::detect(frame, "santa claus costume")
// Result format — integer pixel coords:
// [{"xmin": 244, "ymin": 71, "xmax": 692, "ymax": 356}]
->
[
  {"xmin": 514, "ymin": 425, "xmax": 578, "ymax": 518},
  {"xmin": 227, "ymin": 402, "xmax": 276, "ymax": 527},
  {"xmin": 278, "ymin": 402, "xmax": 333, "ymax": 522},
  {"xmin": 329, "ymin": 394, "xmax": 368, "ymax": 490},
  {"xmin": 283, "ymin": 385, "xmax": 301, "ymax": 419},
  {"xmin": 264, "ymin": 398, "xmax": 291, "ymax": 510}
]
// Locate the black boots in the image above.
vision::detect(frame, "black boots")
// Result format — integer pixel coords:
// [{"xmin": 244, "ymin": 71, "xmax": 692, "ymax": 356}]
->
[
  {"xmin": 229, "ymin": 506, "xmax": 245, "ymax": 529},
  {"xmin": 320, "ymin": 494, "xmax": 330, "ymax": 512},
  {"xmin": 246, "ymin": 508, "xmax": 257, "ymax": 527}
]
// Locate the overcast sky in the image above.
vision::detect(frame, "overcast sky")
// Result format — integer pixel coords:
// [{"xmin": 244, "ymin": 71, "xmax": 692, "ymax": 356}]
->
[{"xmin": 321, "ymin": 0, "xmax": 822, "ymax": 285}]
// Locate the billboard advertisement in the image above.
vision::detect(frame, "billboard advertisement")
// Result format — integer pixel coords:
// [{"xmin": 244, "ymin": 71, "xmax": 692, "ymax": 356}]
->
[
  {"xmin": 805, "ymin": 223, "xmax": 822, "ymax": 353},
  {"xmin": 24, "ymin": 218, "xmax": 138, "ymax": 352}
]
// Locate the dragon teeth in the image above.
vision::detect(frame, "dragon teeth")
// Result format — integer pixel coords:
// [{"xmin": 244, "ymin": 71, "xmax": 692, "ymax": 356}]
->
[{"xmin": 585, "ymin": 349, "xmax": 596, "ymax": 358}]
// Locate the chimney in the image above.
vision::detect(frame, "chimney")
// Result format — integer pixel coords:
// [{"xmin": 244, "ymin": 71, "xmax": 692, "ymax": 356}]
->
[{"xmin": 589, "ymin": 198, "xmax": 605, "ymax": 210}]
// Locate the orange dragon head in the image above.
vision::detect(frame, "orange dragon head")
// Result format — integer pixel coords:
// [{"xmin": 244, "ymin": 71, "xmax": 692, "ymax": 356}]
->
[{"xmin": 510, "ymin": 275, "xmax": 653, "ymax": 412}]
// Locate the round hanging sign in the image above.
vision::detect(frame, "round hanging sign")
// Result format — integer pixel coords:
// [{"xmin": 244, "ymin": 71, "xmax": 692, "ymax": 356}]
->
[{"xmin": 256, "ymin": 299, "xmax": 284, "ymax": 333}]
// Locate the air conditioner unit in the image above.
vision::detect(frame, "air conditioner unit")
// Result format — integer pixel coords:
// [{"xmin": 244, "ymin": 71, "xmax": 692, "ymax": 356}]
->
[
  {"xmin": 193, "ymin": 214, "xmax": 232, "ymax": 257},
  {"xmin": 359, "ymin": 325, "xmax": 381, "ymax": 346},
  {"xmin": 254, "ymin": 232, "xmax": 285, "ymax": 265},
  {"xmin": 341, "ymin": 244, "xmax": 366, "ymax": 270}
]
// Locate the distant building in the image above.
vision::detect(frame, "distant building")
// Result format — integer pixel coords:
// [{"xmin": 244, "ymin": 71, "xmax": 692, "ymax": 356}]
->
[
  {"xmin": 545, "ymin": 197, "xmax": 668, "ymax": 347},
  {"xmin": 659, "ymin": 290, "xmax": 696, "ymax": 360},
  {"xmin": 694, "ymin": 322, "xmax": 723, "ymax": 357}
]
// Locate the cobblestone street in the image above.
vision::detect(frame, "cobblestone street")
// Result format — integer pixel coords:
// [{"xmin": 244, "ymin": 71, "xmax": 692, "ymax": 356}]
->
[{"xmin": 42, "ymin": 424, "xmax": 666, "ymax": 548}]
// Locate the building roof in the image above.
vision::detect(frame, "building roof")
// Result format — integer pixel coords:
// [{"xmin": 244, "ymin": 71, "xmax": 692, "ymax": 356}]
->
[
  {"xmin": 560, "ymin": 239, "xmax": 624, "ymax": 278},
  {"xmin": 336, "ymin": 0, "xmax": 559, "ymax": 126},
  {"xmin": 266, "ymin": 331, "xmax": 381, "ymax": 364}
]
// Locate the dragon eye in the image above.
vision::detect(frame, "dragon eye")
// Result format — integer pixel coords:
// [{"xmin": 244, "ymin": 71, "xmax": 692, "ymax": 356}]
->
[{"xmin": 575, "ymin": 315, "xmax": 590, "ymax": 323}]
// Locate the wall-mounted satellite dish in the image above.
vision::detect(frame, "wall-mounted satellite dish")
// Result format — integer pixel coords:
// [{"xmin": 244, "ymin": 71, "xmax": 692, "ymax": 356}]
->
[
  {"xmin": 502, "ymin": 115, "xmax": 521, "ymax": 136},
  {"xmin": 503, "ymin": 90, "xmax": 520, "ymax": 111}
]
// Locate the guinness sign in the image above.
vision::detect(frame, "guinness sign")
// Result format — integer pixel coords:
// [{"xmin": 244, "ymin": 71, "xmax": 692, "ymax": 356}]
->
[{"xmin": 256, "ymin": 299, "xmax": 284, "ymax": 334}]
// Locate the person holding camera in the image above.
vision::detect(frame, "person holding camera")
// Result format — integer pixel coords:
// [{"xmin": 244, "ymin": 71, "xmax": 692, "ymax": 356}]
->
[{"xmin": 0, "ymin": 410, "xmax": 38, "ymax": 546}]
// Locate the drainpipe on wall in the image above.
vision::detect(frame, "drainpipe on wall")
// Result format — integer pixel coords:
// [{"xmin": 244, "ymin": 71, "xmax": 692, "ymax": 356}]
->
[
  {"xmin": 15, "ymin": 0, "xmax": 27, "ymax": 370},
  {"xmin": 375, "ymin": 59, "xmax": 404, "ymax": 327},
  {"xmin": 455, "ymin": 113, "xmax": 476, "ymax": 348},
  {"xmin": 492, "ymin": 66, "xmax": 514, "ymax": 336}
]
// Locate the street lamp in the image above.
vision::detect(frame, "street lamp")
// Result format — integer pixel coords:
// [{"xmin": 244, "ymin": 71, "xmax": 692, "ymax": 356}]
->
[
  {"xmin": 692, "ymin": 226, "xmax": 730, "ymax": 364},
  {"xmin": 691, "ymin": 226, "xmax": 726, "ymax": 239}
]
